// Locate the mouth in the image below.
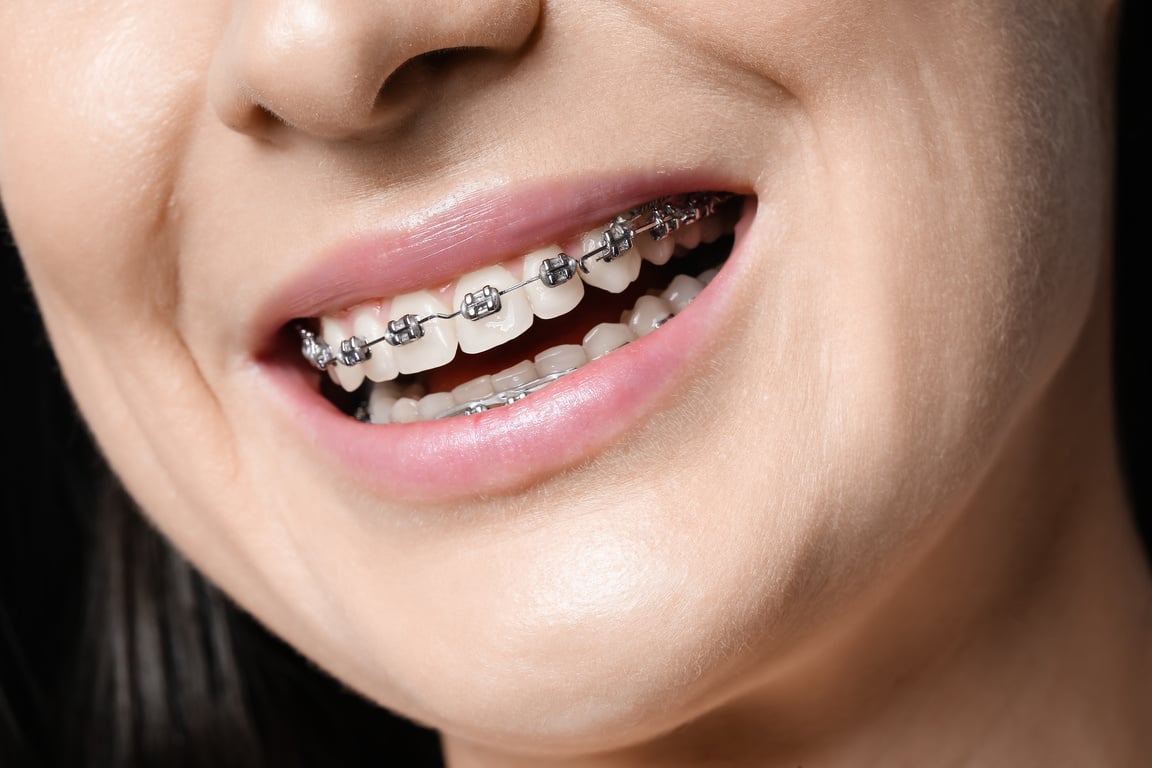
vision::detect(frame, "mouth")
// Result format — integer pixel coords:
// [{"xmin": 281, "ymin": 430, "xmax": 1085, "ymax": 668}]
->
[{"xmin": 291, "ymin": 192, "xmax": 746, "ymax": 424}]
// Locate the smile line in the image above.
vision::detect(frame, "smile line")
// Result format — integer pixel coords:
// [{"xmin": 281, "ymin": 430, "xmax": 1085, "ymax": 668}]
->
[{"xmin": 298, "ymin": 191, "xmax": 733, "ymax": 372}]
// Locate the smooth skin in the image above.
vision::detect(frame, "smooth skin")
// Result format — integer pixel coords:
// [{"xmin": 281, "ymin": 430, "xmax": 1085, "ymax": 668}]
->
[{"xmin": 1, "ymin": 0, "xmax": 1148, "ymax": 765}]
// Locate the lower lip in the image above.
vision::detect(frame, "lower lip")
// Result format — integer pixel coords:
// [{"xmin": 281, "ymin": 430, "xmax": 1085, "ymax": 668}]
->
[{"xmin": 261, "ymin": 211, "xmax": 752, "ymax": 503}]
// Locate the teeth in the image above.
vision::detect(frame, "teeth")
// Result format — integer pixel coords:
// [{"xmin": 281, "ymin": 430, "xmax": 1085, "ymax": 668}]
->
[
  {"xmin": 577, "ymin": 229, "xmax": 642, "ymax": 294},
  {"xmin": 627, "ymin": 295, "xmax": 674, "ymax": 338},
  {"xmin": 367, "ymin": 382, "xmax": 399, "ymax": 424},
  {"xmin": 674, "ymin": 223, "xmax": 701, "ymax": 251},
  {"xmin": 695, "ymin": 215, "xmax": 726, "ymax": 245},
  {"xmin": 451, "ymin": 375, "xmax": 494, "ymax": 405},
  {"xmin": 391, "ymin": 291, "xmax": 458, "ymax": 374},
  {"xmin": 355, "ymin": 265, "xmax": 716, "ymax": 425},
  {"xmin": 417, "ymin": 392, "xmax": 456, "ymax": 420},
  {"xmin": 535, "ymin": 343, "xmax": 587, "ymax": 375},
  {"xmin": 351, "ymin": 306, "xmax": 400, "ymax": 382},
  {"xmin": 523, "ymin": 245, "xmax": 584, "ymax": 319},
  {"xmin": 308, "ymin": 192, "xmax": 738, "ymax": 417},
  {"xmin": 659, "ymin": 274, "xmax": 705, "ymax": 313},
  {"xmin": 492, "ymin": 360, "xmax": 538, "ymax": 391},
  {"xmin": 321, "ymin": 316, "xmax": 366, "ymax": 392},
  {"xmin": 635, "ymin": 234, "xmax": 674, "ymax": 266},
  {"xmin": 582, "ymin": 322, "xmax": 636, "ymax": 360},
  {"xmin": 391, "ymin": 397, "xmax": 421, "ymax": 424},
  {"xmin": 455, "ymin": 265, "xmax": 534, "ymax": 354}
]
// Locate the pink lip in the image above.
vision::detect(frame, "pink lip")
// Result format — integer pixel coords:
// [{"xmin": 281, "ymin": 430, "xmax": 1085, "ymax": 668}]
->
[
  {"xmin": 247, "ymin": 172, "xmax": 741, "ymax": 349},
  {"xmin": 253, "ymin": 177, "xmax": 753, "ymax": 502}
]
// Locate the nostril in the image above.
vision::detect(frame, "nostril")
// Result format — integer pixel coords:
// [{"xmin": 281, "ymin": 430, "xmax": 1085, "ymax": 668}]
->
[{"xmin": 374, "ymin": 46, "xmax": 483, "ymax": 109}]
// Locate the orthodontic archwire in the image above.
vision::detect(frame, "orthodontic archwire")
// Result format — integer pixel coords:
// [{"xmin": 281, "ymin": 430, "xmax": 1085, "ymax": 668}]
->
[
  {"xmin": 298, "ymin": 191, "xmax": 733, "ymax": 371},
  {"xmin": 298, "ymin": 192, "xmax": 733, "ymax": 420}
]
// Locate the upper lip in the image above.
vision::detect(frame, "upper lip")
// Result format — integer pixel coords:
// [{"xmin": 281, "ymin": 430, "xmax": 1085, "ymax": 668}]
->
[{"xmin": 246, "ymin": 171, "xmax": 747, "ymax": 360}]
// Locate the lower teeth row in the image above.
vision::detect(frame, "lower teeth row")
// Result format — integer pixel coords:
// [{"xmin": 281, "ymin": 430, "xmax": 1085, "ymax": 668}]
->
[{"xmin": 359, "ymin": 267, "xmax": 719, "ymax": 424}]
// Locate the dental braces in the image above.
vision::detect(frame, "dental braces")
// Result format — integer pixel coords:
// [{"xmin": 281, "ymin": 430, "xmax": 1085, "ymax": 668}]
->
[
  {"xmin": 298, "ymin": 191, "xmax": 734, "ymax": 371},
  {"xmin": 357, "ymin": 367, "xmax": 580, "ymax": 422}
]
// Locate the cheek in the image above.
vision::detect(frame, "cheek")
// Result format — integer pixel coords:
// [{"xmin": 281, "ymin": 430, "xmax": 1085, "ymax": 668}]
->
[{"xmin": 0, "ymin": 5, "xmax": 217, "ymax": 331}]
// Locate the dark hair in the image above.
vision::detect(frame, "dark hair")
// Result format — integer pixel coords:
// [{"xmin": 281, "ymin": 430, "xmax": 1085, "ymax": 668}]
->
[
  {"xmin": 0, "ymin": 263, "xmax": 445, "ymax": 766},
  {"xmin": 2, "ymin": 4, "xmax": 1148, "ymax": 766}
]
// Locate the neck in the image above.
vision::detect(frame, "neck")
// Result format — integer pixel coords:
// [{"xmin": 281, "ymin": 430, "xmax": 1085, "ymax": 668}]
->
[{"xmin": 443, "ymin": 291, "xmax": 1152, "ymax": 768}]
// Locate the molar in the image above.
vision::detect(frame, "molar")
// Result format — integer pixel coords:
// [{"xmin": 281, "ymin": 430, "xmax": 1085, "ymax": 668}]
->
[
  {"xmin": 391, "ymin": 290, "xmax": 458, "ymax": 374},
  {"xmin": 454, "ymin": 265, "xmax": 533, "ymax": 354}
]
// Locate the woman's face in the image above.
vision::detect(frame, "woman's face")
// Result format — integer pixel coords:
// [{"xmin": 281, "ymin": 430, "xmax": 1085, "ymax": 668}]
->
[{"xmin": 0, "ymin": 0, "xmax": 1109, "ymax": 755}]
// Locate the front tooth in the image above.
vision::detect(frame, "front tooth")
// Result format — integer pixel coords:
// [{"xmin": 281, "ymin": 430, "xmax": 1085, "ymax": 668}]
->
[
  {"xmin": 391, "ymin": 290, "xmax": 458, "ymax": 375},
  {"xmin": 660, "ymin": 274, "xmax": 705, "ymax": 313},
  {"xmin": 578, "ymin": 229, "xmax": 641, "ymax": 293},
  {"xmin": 635, "ymin": 234, "xmax": 674, "ymax": 266},
  {"xmin": 534, "ymin": 343, "xmax": 587, "ymax": 375},
  {"xmin": 523, "ymin": 245, "xmax": 584, "ymax": 319},
  {"xmin": 582, "ymin": 322, "xmax": 635, "ymax": 360},
  {"xmin": 320, "ymin": 316, "xmax": 365, "ymax": 392},
  {"xmin": 351, "ymin": 305, "xmax": 399, "ymax": 382},
  {"xmin": 628, "ymin": 295, "xmax": 674, "ymax": 338},
  {"xmin": 454, "ymin": 265, "xmax": 533, "ymax": 354}
]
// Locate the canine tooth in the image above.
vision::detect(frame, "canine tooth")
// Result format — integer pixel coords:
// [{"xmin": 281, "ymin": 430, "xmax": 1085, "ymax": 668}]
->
[
  {"xmin": 628, "ymin": 295, "xmax": 674, "ymax": 338},
  {"xmin": 391, "ymin": 397, "xmax": 421, "ymax": 424},
  {"xmin": 523, "ymin": 246, "xmax": 584, "ymax": 319},
  {"xmin": 660, "ymin": 274, "xmax": 705, "ymax": 313},
  {"xmin": 452, "ymin": 375, "xmax": 494, "ymax": 404},
  {"xmin": 534, "ymin": 344, "xmax": 587, "ymax": 375},
  {"xmin": 321, "ymin": 316, "xmax": 365, "ymax": 392},
  {"xmin": 352, "ymin": 306, "xmax": 400, "ymax": 382},
  {"xmin": 697, "ymin": 267, "xmax": 719, "ymax": 285},
  {"xmin": 454, "ymin": 265, "xmax": 533, "ymax": 354},
  {"xmin": 582, "ymin": 322, "xmax": 635, "ymax": 360},
  {"xmin": 492, "ymin": 360, "xmax": 537, "ymax": 392},
  {"xmin": 578, "ymin": 229, "xmax": 641, "ymax": 293},
  {"xmin": 391, "ymin": 290, "xmax": 457, "ymax": 374},
  {"xmin": 417, "ymin": 392, "xmax": 456, "ymax": 420},
  {"xmin": 635, "ymin": 234, "xmax": 674, "ymax": 266}
]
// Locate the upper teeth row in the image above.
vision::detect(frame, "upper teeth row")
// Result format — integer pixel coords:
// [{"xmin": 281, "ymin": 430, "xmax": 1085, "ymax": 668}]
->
[{"xmin": 298, "ymin": 192, "xmax": 733, "ymax": 372}]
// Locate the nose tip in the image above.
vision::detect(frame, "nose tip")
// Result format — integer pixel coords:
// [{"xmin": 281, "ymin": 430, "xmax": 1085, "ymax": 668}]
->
[{"xmin": 210, "ymin": 0, "xmax": 540, "ymax": 141}]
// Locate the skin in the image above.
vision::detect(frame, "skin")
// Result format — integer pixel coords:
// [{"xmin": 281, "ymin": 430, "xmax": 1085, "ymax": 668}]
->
[{"xmin": 1, "ymin": 0, "xmax": 1148, "ymax": 764}]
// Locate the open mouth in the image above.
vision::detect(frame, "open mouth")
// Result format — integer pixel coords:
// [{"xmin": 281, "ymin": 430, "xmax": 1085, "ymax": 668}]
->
[{"xmin": 291, "ymin": 192, "xmax": 746, "ymax": 424}]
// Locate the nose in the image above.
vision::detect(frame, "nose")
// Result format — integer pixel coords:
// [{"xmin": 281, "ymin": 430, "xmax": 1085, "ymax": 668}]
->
[{"xmin": 210, "ymin": 0, "xmax": 540, "ymax": 141}]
